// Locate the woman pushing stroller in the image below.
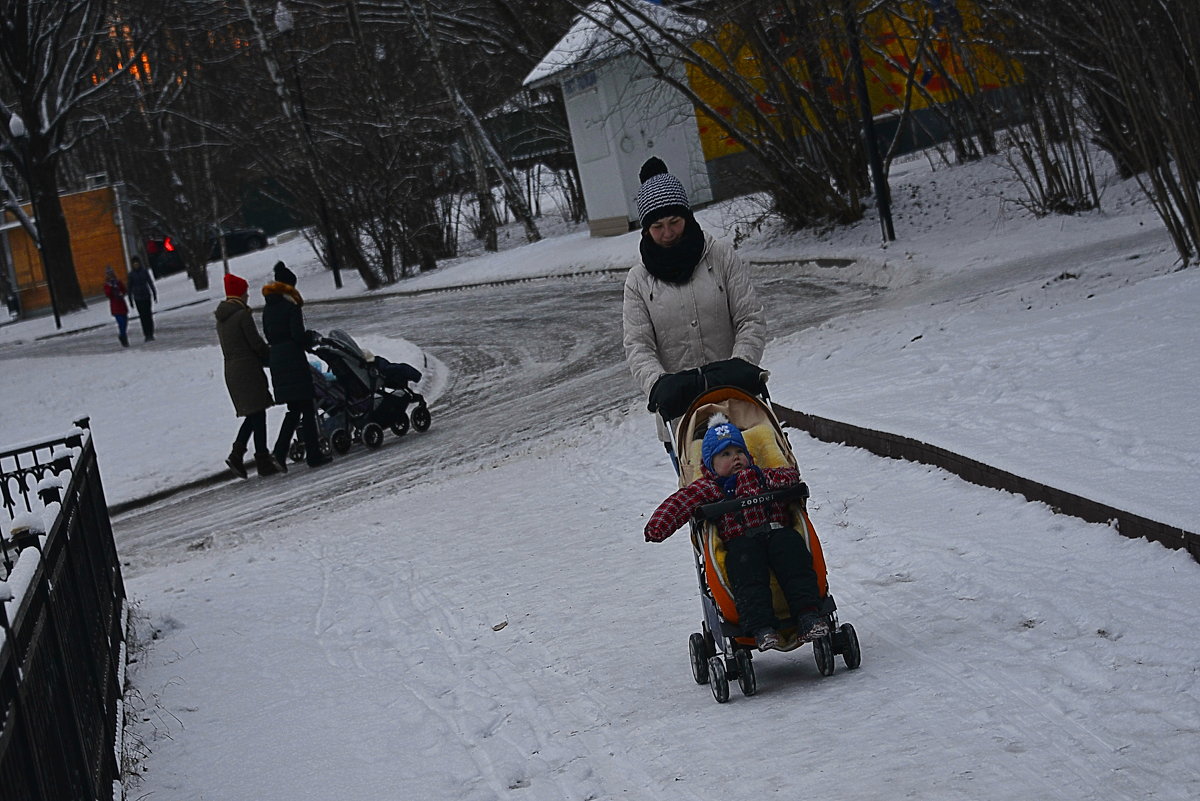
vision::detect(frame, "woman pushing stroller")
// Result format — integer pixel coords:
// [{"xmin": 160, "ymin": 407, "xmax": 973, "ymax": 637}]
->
[
  {"xmin": 625, "ymin": 158, "xmax": 859, "ymax": 695},
  {"xmin": 263, "ymin": 262, "xmax": 331, "ymax": 469}
]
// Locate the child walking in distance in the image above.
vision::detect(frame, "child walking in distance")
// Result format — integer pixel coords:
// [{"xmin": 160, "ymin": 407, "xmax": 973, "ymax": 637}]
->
[
  {"xmin": 644, "ymin": 414, "xmax": 827, "ymax": 651},
  {"xmin": 103, "ymin": 266, "xmax": 129, "ymax": 347}
]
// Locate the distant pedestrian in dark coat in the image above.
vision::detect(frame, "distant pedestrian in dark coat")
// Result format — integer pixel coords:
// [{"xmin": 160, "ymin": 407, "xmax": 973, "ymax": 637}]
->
[
  {"xmin": 127, "ymin": 256, "xmax": 157, "ymax": 341},
  {"xmin": 103, "ymin": 266, "xmax": 129, "ymax": 347},
  {"xmin": 215, "ymin": 273, "xmax": 281, "ymax": 478},
  {"xmin": 262, "ymin": 262, "xmax": 330, "ymax": 468}
]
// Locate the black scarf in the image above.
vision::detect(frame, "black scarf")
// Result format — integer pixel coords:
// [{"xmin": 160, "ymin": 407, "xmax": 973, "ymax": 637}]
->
[{"xmin": 639, "ymin": 217, "xmax": 706, "ymax": 285}]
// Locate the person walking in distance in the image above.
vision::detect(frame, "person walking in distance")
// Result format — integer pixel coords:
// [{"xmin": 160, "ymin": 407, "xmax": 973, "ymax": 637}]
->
[
  {"xmin": 103, "ymin": 266, "xmax": 130, "ymax": 347},
  {"xmin": 215, "ymin": 272, "xmax": 282, "ymax": 478},
  {"xmin": 127, "ymin": 256, "xmax": 157, "ymax": 341},
  {"xmin": 261, "ymin": 262, "xmax": 331, "ymax": 469}
]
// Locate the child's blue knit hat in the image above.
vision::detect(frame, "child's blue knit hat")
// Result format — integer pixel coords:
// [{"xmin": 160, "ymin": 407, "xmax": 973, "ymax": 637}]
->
[{"xmin": 701, "ymin": 413, "xmax": 748, "ymax": 472}]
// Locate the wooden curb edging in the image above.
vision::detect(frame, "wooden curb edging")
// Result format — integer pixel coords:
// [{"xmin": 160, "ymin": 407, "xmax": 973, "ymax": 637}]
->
[{"xmin": 772, "ymin": 404, "xmax": 1200, "ymax": 564}]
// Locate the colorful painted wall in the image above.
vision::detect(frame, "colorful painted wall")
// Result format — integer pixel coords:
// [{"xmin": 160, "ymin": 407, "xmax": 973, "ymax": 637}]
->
[{"xmin": 687, "ymin": 0, "xmax": 1021, "ymax": 163}]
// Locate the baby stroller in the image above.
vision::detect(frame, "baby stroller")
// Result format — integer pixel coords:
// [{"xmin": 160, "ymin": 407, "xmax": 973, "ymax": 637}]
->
[
  {"xmin": 667, "ymin": 382, "xmax": 861, "ymax": 703},
  {"xmin": 289, "ymin": 329, "xmax": 432, "ymax": 462}
]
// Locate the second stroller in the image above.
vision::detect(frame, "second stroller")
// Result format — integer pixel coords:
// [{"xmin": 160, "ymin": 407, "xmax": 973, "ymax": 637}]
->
[{"xmin": 287, "ymin": 329, "xmax": 432, "ymax": 462}]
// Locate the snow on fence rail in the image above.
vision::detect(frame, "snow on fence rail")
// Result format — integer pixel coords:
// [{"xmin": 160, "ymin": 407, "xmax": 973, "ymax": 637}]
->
[{"xmin": 1, "ymin": 420, "xmax": 128, "ymax": 801}]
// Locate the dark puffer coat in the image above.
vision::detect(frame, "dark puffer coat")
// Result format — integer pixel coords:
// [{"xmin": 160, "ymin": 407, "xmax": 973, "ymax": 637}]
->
[
  {"xmin": 128, "ymin": 264, "xmax": 156, "ymax": 301},
  {"xmin": 215, "ymin": 298, "xmax": 273, "ymax": 416},
  {"xmin": 261, "ymin": 282, "xmax": 315, "ymax": 403}
]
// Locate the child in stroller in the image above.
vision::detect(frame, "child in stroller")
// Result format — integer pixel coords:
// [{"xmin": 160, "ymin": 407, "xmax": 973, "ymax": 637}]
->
[
  {"xmin": 287, "ymin": 329, "xmax": 432, "ymax": 461},
  {"xmin": 646, "ymin": 412, "xmax": 829, "ymax": 650},
  {"xmin": 652, "ymin": 383, "xmax": 861, "ymax": 703}
]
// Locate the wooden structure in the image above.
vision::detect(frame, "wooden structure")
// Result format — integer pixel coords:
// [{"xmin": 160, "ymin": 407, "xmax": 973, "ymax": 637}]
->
[{"xmin": 1, "ymin": 184, "xmax": 135, "ymax": 316}]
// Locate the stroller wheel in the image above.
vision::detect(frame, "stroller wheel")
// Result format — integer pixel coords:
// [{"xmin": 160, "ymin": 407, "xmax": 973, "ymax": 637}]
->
[
  {"xmin": 707, "ymin": 656, "xmax": 730, "ymax": 703},
  {"xmin": 837, "ymin": 623, "xmax": 862, "ymax": 670},
  {"xmin": 390, "ymin": 412, "xmax": 410, "ymax": 437},
  {"xmin": 318, "ymin": 436, "xmax": 332, "ymax": 457},
  {"xmin": 331, "ymin": 428, "xmax": 352, "ymax": 454},
  {"xmin": 688, "ymin": 633, "xmax": 709, "ymax": 685},
  {"xmin": 288, "ymin": 441, "xmax": 305, "ymax": 464},
  {"xmin": 362, "ymin": 422, "xmax": 385, "ymax": 449},
  {"xmin": 735, "ymin": 649, "xmax": 757, "ymax": 697},
  {"xmin": 411, "ymin": 404, "xmax": 432, "ymax": 432},
  {"xmin": 813, "ymin": 633, "xmax": 836, "ymax": 677}
]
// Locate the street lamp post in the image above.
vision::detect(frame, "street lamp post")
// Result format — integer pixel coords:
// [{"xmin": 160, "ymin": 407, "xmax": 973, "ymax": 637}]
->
[
  {"xmin": 8, "ymin": 113, "xmax": 62, "ymax": 327},
  {"xmin": 274, "ymin": 2, "xmax": 343, "ymax": 289}
]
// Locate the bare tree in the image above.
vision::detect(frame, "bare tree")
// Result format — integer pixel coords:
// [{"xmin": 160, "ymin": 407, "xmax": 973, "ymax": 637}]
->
[
  {"xmin": 39, "ymin": 0, "xmax": 574, "ymax": 293},
  {"xmin": 0, "ymin": 0, "xmax": 151, "ymax": 313},
  {"xmin": 399, "ymin": 0, "xmax": 542, "ymax": 251},
  {"xmin": 555, "ymin": 0, "xmax": 871, "ymax": 229},
  {"xmin": 992, "ymin": 0, "xmax": 1200, "ymax": 263},
  {"xmin": 99, "ymin": 0, "xmax": 260, "ymax": 290}
]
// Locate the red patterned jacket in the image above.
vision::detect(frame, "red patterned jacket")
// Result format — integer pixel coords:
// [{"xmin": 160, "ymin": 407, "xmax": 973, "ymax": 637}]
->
[{"xmin": 645, "ymin": 465, "xmax": 800, "ymax": 543}]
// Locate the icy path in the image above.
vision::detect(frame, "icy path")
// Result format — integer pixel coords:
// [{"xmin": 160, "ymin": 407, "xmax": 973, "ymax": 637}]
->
[{"xmin": 125, "ymin": 408, "xmax": 1200, "ymax": 800}]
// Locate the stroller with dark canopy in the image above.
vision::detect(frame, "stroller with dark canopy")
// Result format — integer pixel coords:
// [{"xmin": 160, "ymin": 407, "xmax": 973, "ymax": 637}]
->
[
  {"xmin": 665, "ymin": 376, "xmax": 861, "ymax": 703},
  {"xmin": 288, "ymin": 328, "xmax": 431, "ymax": 462}
]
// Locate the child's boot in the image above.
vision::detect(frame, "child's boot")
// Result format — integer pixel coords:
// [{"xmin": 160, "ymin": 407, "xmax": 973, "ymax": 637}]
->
[
  {"xmin": 754, "ymin": 629, "xmax": 780, "ymax": 651},
  {"xmin": 225, "ymin": 443, "xmax": 248, "ymax": 479},
  {"xmin": 796, "ymin": 613, "xmax": 829, "ymax": 641}
]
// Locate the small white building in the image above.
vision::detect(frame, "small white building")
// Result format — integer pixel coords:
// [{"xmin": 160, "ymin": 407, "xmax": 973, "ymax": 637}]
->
[{"xmin": 524, "ymin": 3, "xmax": 712, "ymax": 237}]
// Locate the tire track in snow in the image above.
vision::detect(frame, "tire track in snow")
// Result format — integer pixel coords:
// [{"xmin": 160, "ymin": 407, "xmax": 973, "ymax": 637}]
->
[{"xmin": 301, "ymin": 530, "xmax": 707, "ymax": 801}]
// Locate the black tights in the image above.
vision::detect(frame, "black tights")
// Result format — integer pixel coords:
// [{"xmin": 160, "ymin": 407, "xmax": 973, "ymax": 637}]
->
[
  {"xmin": 273, "ymin": 400, "xmax": 321, "ymax": 463},
  {"xmin": 233, "ymin": 410, "xmax": 268, "ymax": 454}
]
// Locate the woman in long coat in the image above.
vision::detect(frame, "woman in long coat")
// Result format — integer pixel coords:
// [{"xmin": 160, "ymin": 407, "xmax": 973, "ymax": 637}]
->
[
  {"xmin": 621, "ymin": 157, "xmax": 766, "ymax": 436},
  {"xmin": 261, "ymin": 262, "xmax": 330, "ymax": 468},
  {"xmin": 215, "ymin": 273, "xmax": 280, "ymax": 477}
]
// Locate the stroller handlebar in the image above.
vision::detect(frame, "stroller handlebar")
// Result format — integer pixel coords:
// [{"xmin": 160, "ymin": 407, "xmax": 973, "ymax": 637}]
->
[{"xmin": 692, "ymin": 482, "xmax": 809, "ymax": 521}]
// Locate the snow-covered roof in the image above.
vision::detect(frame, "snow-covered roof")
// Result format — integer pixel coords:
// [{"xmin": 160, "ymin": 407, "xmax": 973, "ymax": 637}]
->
[{"xmin": 523, "ymin": 1, "xmax": 704, "ymax": 88}]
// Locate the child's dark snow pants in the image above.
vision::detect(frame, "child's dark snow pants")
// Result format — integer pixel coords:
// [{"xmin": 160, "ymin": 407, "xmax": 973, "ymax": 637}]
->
[{"xmin": 723, "ymin": 526, "xmax": 821, "ymax": 634}]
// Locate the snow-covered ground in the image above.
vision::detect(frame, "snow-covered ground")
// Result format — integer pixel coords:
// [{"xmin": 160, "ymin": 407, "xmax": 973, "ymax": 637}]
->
[{"xmin": 2, "ymin": 151, "xmax": 1198, "ymax": 800}]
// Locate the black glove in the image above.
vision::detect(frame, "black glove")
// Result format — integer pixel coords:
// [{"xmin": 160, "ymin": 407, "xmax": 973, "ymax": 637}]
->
[
  {"xmin": 702, "ymin": 358, "xmax": 766, "ymax": 395},
  {"xmin": 647, "ymin": 369, "xmax": 704, "ymax": 419}
]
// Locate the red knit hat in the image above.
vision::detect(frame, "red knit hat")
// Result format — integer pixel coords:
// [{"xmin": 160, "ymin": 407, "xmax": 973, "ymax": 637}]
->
[{"xmin": 224, "ymin": 273, "xmax": 248, "ymax": 297}]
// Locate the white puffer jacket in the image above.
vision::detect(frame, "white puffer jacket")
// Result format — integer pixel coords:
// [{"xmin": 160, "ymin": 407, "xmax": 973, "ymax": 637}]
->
[{"xmin": 622, "ymin": 234, "xmax": 766, "ymax": 399}]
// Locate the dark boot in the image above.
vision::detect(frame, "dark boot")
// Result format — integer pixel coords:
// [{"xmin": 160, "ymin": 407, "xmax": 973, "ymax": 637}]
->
[
  {"xmin": 119, "ymin": 333, "xmax": 129, "ymax": 347},
  {"xmin": 254, "ymin": 452, "xmax": 282, "ymax": 476},
  {"xmin": 225, "ymin": 443, "xmax": 248, "ymax": 479}
]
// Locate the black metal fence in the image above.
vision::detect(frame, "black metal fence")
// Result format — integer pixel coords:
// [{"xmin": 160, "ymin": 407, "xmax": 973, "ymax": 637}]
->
[{"xmin": 0, "ymin": 419, "xmax": 127, "ymax": 800}]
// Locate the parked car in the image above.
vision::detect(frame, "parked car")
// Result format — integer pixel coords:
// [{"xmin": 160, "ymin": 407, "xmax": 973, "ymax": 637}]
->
[
  {"xmin": 208, "ymin": 226, "xmax": 267, "ymax": 261},
  {"xmin": 144, "ymin": 225, "xmax": 268, "ymax": 276},
  {"xmin": 144, "ymin": 235, "xmax": 185, "ymax": 278}
]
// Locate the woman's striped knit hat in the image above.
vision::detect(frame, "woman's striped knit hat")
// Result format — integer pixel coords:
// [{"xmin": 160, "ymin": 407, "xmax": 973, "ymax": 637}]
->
[{"xmin": 635, "ymin": 157, "xmax": 691, "ymax": 229}]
